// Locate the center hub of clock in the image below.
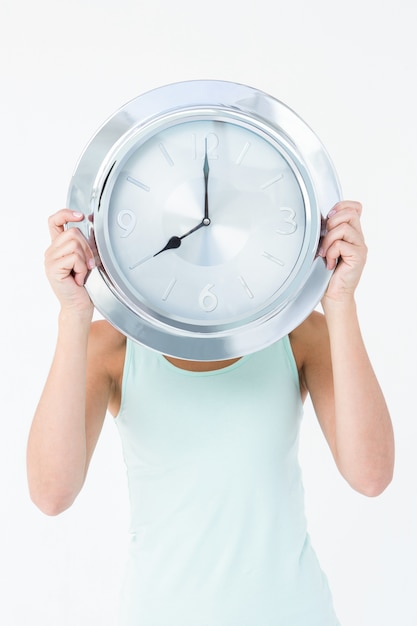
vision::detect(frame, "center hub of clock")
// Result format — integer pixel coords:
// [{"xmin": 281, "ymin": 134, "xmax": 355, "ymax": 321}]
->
[{"xmin": 164, "ymin": 179, "xmax": 254, "ymax": 267}]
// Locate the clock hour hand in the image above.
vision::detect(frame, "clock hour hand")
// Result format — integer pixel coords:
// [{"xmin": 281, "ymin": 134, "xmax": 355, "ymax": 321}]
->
[
  {"xmin": 153, "ymin": 219, "xmax": 207, "ymax": 257},
  {"xmin": 129, "ymin": 219, "xmax": 209, "ymax": 269}
]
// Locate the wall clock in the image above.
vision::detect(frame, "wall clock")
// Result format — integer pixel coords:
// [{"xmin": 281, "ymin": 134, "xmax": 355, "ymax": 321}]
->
[{"xmin": 67, "ymin": 80, "xmax": 341, "ymax": 360}]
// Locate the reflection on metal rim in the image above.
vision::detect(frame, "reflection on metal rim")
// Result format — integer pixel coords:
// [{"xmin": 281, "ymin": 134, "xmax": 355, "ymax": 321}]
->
[{"xmin": 67, "ymin": 80, "xmax": 341, "ymax": 361}]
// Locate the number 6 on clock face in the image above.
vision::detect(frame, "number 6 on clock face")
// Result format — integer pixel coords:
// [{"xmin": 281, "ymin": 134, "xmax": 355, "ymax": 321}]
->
[
  {"xmin": 198, "ymin": 284, "xmax": 218, "ymax": 313},
  {"xmin": 67, "ymin": 80, "xmax": 341, "ymax": 360}
]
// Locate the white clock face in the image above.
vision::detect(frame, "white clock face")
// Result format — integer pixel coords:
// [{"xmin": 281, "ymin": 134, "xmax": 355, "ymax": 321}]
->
[{"xmin": 97, "ymin": 118, "xmax": 308, "ymax": 329}]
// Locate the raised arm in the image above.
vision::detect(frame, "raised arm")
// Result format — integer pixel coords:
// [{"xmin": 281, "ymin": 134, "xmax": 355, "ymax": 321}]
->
[
  {"xmin": 27, "ymin": 210, "xmax": 123, "ymax": 515},
  {"xmin": 293, "ymin": 201, "xmax": 394, "ymax": 496}
]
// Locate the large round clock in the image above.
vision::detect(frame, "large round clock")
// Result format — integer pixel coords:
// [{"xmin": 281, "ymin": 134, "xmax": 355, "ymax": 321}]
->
[{"xmin": 67, "ymin": 80, "xmax": 341, "ymax": 360}]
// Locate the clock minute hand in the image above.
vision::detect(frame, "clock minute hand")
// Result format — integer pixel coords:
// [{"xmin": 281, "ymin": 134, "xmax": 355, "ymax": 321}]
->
[{"xmin": 203, "ymin": 137, "xmax": 211, "ymax": 223}]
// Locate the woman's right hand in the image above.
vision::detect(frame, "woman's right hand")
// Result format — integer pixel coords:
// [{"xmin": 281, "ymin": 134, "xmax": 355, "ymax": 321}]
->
[{"xmin": 45, "ymin": 209, "xmax": 96, "ymax": 318}]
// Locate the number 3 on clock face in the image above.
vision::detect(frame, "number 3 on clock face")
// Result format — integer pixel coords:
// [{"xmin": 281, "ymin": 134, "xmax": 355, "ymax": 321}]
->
[{"xmin": 68, "ymin": 80, "xmax": 341, "ymax": 359}]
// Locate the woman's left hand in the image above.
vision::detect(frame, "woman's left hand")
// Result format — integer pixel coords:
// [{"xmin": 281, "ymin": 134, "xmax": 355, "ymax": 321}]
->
[{"xmin": 319, "ymin": 200, "xmax": 367, "ymax": 304}]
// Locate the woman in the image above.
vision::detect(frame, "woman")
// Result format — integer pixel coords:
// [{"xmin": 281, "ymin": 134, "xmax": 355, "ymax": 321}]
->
[{"xmin": 27, "ymin": 200, "xmax": 394, "ymax": 625}]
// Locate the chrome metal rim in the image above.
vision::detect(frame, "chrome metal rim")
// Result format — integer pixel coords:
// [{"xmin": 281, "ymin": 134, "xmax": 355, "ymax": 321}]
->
[{"xmin": 67, "ymin": 80, "xmax": 341, "ymax": 360}]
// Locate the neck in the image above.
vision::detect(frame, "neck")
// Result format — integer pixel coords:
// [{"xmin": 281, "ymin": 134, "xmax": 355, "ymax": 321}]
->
[{"xmin": 163, "ymin": 355, "xmax": 241, "ymax": 372}]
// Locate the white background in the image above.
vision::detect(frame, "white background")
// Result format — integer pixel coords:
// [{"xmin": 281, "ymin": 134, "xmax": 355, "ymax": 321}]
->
[{"xmin": 0, "ymin": 0, "xmax": 416, "ymax": 624}]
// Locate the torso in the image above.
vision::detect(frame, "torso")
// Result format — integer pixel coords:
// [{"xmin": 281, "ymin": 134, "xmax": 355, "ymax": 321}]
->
[
  {"xmin": 113, "ymin": 331, "xmax": 339, "ymax": 625},
  {"xmin": 98, "ymin": 312, "xmax": 322, "ymax": 416}
]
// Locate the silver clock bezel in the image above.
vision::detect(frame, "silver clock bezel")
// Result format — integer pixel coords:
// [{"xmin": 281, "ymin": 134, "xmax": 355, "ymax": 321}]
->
[{"xmin": 67, "ymin": 80, "xmax": 341, "ymax": 361}]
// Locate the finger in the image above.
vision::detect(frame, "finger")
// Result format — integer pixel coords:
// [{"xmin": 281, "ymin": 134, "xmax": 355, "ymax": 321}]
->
[
  {"xmin": 45, "ymin": 239, "xmax": 94, "ymax": 269},
  {"xmin": 49, "ymin": 226, "xmax": 95, "ymax": 270},
  {"xmin": 49, "ymin": 226, "xmax": 92, "ymax": 256},
  {"xmin": 320, "ymin": 222, "xmax": 363, "ymax": 257},
  {"xmin": 322, "ymin": 224, "xmax": 367, "ymax": 268},
  {"xmin": 49, "ymin": 250, "xmax": 90, "ymax": 287},
  {"xmin": 48, "ymin": 209, "xmax": 85, "ymax": 240},
  {"xmin": 328, "ymin": 200, "xmax": 362, "ymax": 218},
  {"xmin": 45, "ymin": 229, "xmax": 95, "ymax": 282},
  {"xmin": 71, "ymin": 252, "xmax": 92, "ymax": 286},
  {"xmin": 319, "ymin": 224, "xmax": 366, "ymax": 272},
  {"xmin": 323, "ymin": 220, "xmax": 363, "ymax": 246},
  {"xmin": 324, "ymin": 240, "xmax": 354, "ymax": 270},
  {"xmin": 323, "ymin": 202, "xmax": 364, "ymax": 257},
  {"xmin": 326, "ymin": 204, "xmax": 363, "ymax": 235},
  {"xmin": 324, "ymin": 237, "xmax": 367, "ymax": 271}
]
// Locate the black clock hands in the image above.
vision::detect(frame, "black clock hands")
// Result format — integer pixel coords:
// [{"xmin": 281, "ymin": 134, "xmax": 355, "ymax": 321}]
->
[
  {"xmin": 130, "ymin": 140, "xmax": 212, "ymax": 269},
  {"xmin": 154, "ymin": 139, "xmax": 211, "ymax": 256}
]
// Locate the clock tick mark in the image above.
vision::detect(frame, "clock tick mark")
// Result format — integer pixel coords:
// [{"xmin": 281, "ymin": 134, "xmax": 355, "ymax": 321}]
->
[
  {"xmin": 162, "ymin": 278, "xmax": 177, "ymax": 301},
  {"xmin": 238, "ymin": 275, "xmax": 254, "ymax": 299},
  {"xmin": 159, "ymin": 143, "xmax": 175, "ymax": 166},
  {"xmin": 236, "ymin": 141, "xmax": 251, "ymax": 165},
  {"xmin": 127, "ymin": 176, "xmax": 151, "ymax": 192},
  {"xmin": 261, "ymin": 174, "xmax": 284, "ymax": 190},
  {"xmin": 129, "ymin": 254, "xmax": 153, "ymax": 269},
  {"xmin": 262, "ymin": 251, "xmax": 285, "ymax": 266}
]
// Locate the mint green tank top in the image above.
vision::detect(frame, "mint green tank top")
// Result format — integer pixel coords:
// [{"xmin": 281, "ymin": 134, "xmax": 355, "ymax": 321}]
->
[{"xmin": 115, "ymin": 337, "xmax": 340, "ymax": 626}]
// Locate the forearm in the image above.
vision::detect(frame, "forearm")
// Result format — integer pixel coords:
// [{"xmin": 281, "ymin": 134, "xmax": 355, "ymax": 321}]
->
[
  {"xmin": 27, "ymin": 310, "xmax": 91, "ymax": 514},
  {"xmin": 323, "ymin": 297, "xmax": 394, "ymax": 495}
]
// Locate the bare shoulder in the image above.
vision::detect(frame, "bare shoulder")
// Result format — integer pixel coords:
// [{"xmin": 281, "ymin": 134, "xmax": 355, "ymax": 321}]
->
[
  {"xmin": 87, "ymin": 321, "xmax": 126, "ymax": 410},
  {"xmin": 290, "ymin": 310, "xmax": 329, "ymax": 357},
  {"xmin": 88, "ymin": 319, "xmax": 126, "ymax": 368},
  {"xmin": 289, "ymin": 311, "xmax": 330, "ymax": 395},
  {"xmin": 89, "ymin": 319, "xmax": 126, "ymax": 354}
]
